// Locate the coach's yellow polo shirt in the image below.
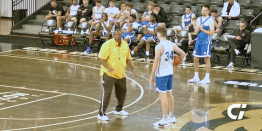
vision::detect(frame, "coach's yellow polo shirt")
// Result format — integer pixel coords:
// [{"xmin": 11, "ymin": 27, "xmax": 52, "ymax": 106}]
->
[{"xmin": 98, "ymin": 38, "xmax": 131, "ymax": 79}]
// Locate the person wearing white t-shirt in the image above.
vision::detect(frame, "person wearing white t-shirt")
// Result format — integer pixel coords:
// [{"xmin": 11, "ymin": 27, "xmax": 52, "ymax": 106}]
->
[
  {"xmin": 120, "ymin": 3, "xmax": 137, "ymax": 27},
  {"xmin": 114, "ymin": 2, "xmax": 126, "ymax": 27},
  {"xmin": 104, "ymin": 0, "xmax": 119, "ymax": 19},
  {"xmin": 89, "ymin": 0, "xmax": 105, "ymax": 32},
  {"xmin": 57, "ymin": 0, "xmax": 80, "ymax": 30}
]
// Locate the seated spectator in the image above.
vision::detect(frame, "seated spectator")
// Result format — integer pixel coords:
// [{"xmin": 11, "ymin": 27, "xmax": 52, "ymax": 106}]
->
[
  {"xmin": 78, "ymin": 0, "xmax": 95, "ymax": 6},
  {"xmin": 211, "ymin": 9, "xmax": 223, "ymax": 34},
  {"xmin": 210, "ymin": 9, "xmax": 223, "ymax": 47},
  {"xmin": 173, "ymin": 6, "xmax": 196, "ymax": 42},
  {"xmin": 122, "ymin": 14, "xmax": 139, "ymax": 45},
  {"xmin": 86, "ymin": 13, "xmax": 114, "ymax": 54},
  {"xmin": 45, "ymin": 0, "xmax": 65, "ymax": 31},
  {"xmin": 131, "ymin": 13, "xmax": 158, "ymax": 62},
  {"xmin": 180, "ymin": 16, "xmax": 197, "ymax": 61},
  {"xmin": 57, "ymin": 0, "xmax": 80, "ymax": 30},
  {"xmin": 222, "ymin": 0, "xmax": 240, "ymax": 20},
  {"xmin": 153, "ymin": 4, "xmax": 167, "ymax": 27},
  {"xmin": 140, "ymin": 1, "xmax": 154, "ymax": 26},
  {"xmin": 104, "ymin": 0, "xmax": 119, "ymax": 19},
  {"xmin": 78, "ymin": 0, "xmax": 93, "ymax": 23},
  {"xmin": 120, "ymin": 3, "xmax": 137, "ymax": 27},
  {"xmin": 89, "ymin": 0, "xmax": 105, "ymax": 32},
  {"xmin": 135, "ymin": 2, "xmax": 155, "ymax": 42},
  {"xmin": 114, "ymin": 2, "xmax": 127, "ymax": 26},
  {"xmin": 227, "ymin": 21, "xmax": 251, "ymax": 68}
]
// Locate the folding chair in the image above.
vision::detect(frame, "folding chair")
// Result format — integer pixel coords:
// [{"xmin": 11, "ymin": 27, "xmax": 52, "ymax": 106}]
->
[
  {"xmin": 72, "ymin": 22, "xmax": 91, "ymax": 51},
  {"xmin": 38, "ymin": 19, "xmax": 57, "ymax": 48}
]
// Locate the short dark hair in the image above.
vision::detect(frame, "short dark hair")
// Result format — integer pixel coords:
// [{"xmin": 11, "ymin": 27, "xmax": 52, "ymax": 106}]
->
[
  {"xmin": 120, "ymin": 1, "xmax": 126, "ymax": 6},
  {"xmin": 95, "ymin": 0, "xmax": 101, "ymax": 3},
  {"xmin": 109, "ymin": 0, "xmax": 116, "ymax": 3},
  {"xmin": 130, "ymin": 14, "xmax": 136, "ymax": 20},
  {"xmin": 185, "ymin": 6, "xmax": 191, "ymax": 10},
  {"xmin": 202, "ymin": 4, "xmax": 210, "ymax": 10},
  {"xmin": 156, "ymin": 26, "xmax": 167, "ymax": 37},
  {"xmin": 241, "ymin": 20, "xmax": 247, "ymax": 25},
  {"xmin": 126, "ymin": 3, "xmax": 132, "ymax": 7},
  {"xmin": 151, "ymin": 12, "xmax": 158, "ymax": 19},
  {"xmin": 114, "ymin": 29, "xmax": 122, "ymax": 33},
  {"xmin": 102, "ymin": 13, "xmax": 108, "ymax": 18},
  {"xmin": 153, "ymin": 4, "xmax": 160, "ymax": 8},
  {"xmin": 210, "ymin": 9, "xmax": 217, "ymax": 13},
  {"xmin": 50, "ymin": 0, "xmax": 57, "ymax": 2}
]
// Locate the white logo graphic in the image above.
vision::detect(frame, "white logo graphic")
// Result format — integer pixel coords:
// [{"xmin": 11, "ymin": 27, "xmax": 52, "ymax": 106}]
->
[{"xmin": 227, "ymin": 104, "xmax": 247, "ymax": 120}]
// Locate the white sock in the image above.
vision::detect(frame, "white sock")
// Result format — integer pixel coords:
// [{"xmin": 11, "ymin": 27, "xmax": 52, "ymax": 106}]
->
[
  {"xmin": 163, "ymin": 115, "xmax": 168, "ymax": 121},
  {"xmin": 194, "ymin": 85, "xmax": 198, "ymax": 92},
  {"xmin": 194, "ymin": 72, "xmax": 199, "ymax": 79},
  {"xmin": 131, "ymin": 51, "xmax": 134, "ymax": 55},
  {"xmin": 146, "ymin": 51, "xmax": 149, "ymax": 56},
  {"xmin": 59, "ymin": 27, "xmax": 62, "ymax": 30},
  {"xmin": 205, "ymin": 73, "xmax": 210, "ymax": 79},
  {"xmin": 169, "ymin": 112, "xmax": 174, "ymax": 118}
]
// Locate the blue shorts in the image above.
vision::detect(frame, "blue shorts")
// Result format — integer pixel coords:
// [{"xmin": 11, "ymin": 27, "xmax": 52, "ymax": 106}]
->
[
  {"xmin": 156, "ymin": 75, "xmax": 173, "ymax": 93},
  {"xmin": 122, "ymin": 32, "xmax": 135, "ymax": 45},
  {"xmin": 193, "ymin": 36, "xmax": 212, "ymax": 57},
  {"xmin": 140, "ymin": 21, "xmax": 150, "ymax": 26},
  {"xmin": 142, "ymin": 34, "xmax": 157, "ymax": 42}
]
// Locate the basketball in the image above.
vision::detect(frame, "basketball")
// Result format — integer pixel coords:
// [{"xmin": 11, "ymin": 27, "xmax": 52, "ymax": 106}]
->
[{"xmin": 173, "ymin": 55, "xmax": 181, "ymax": 67}]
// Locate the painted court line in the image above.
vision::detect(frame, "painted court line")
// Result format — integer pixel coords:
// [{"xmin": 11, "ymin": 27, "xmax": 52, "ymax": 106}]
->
[{"xmin": 0, "ymin": 94, "xmax": 65, "ymax": 111}]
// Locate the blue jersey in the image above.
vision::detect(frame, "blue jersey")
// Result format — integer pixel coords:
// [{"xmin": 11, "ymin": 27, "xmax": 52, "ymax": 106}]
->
[
  {"xmin": 193, "ymin": 16, "xmax": 213, "ymax": 57},
  {"xmin": 144, "ymin": 22, "xmax": 158, "ymax": 37},
  {"xmin": 184, "ymin": 13, "xmax": 193, "ymax": 27},
  {"xmin": 215, "ymin": 15, "xmax": 223, "ymax": 30}
]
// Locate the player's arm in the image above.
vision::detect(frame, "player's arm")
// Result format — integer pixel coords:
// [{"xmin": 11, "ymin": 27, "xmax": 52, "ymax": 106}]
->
[
  {"xmin": 116, "ymin": 11, "xmax": 121, "ymax": 19},
  {"xmin": 195, "ymin": 19, "xmax": 200, "ymax": 34},
  {"xmin": 91, "ymin": 7, "xmax": 95, "ymax": 19},
  {"xmin": 173, "ymin": 43, "xmax": 185, "ymax": 63},
  {"xmin": 65, "ymin": 5, "xmax": 71, "ymax": 17},
  {"xmin": 51, "ymin": 11, "xmax": 62, "ymax": 17},
  {"xmin": 217, "ymin": 17, "xmax": 223, "ymax": 29},
  {"xmin": 150, "ymin": 44, "xmax": 163, "ymax": 82},
  {"xmin": 104, "ymin": 20, "xmax": 114, "ymax": 32},
  {"xmin": 121, "ymin": 24, "xmax": 129, "ymax": 33},
  {"xmin": 200, "ymin": 19, "xmax": 214, "ymax": 36},
  {"xmin": 181, "ymin": 16, "xmax": 185, "ymax": 28},
  {"xmin": 127, "ymin": 23, "xmax": 135, "ymax": 33},
  {"xmin": 147, "ymin": 27, "xmax": 157, "ymax": 35},
  {"xmin": 102, "ymin": 7, "xmax": 105, "ymax": 13}
]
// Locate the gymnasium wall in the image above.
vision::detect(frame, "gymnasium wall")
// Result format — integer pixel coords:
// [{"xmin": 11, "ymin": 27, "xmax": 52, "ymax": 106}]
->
[{"xmin": 0, "ymin": 0, "xmax": 12, "ymax": 18}]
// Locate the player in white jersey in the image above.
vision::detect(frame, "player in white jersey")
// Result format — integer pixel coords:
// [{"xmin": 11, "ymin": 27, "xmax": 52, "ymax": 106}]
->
[
  {"xmin": 85, "ymin": 13, "xmax": 114, "ymax": 53},
  {"xmin": 119, "ymin": 3, "xmax": 137, "ymax": 27},
  {"xmin": 57, "ymin": 0, "xmax": 80, "ymax": 30},
  {"xmin": 114, "ymin": 2, "xmax": 126, "ymax": 27},
  {"xmin": 150, "ymin": 26, "xmax": 185, "ymax": 127},
  {"xmin": 189, "ymin": 4, "xmax": 214, "ymax": 84},
  {"xmin": 89, "ymin": 0, "xmax": 105, "ymax": 32}
]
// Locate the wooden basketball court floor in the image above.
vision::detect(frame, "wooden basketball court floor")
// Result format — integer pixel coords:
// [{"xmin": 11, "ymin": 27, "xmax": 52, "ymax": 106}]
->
[{"xmin": 0, "ymin": 43, "xmax": 262, "ymax": 131}]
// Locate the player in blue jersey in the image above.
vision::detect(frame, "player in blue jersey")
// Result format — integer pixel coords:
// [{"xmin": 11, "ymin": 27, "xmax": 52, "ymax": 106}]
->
[
  {"xmin": 121, "ymin": 14, "xmax": 139, "ymax": 45},
  {"xmin": 189, "ymin": 4, "xmax": 214, "ymax": 84},
  {"xmin": 131, "ymin": 13, "xmax": 158, "ymax": 62},
  {"xmin": 173, "ymin": 6, "xmax": 196, "ymax": 42},
  {"xmin": 150, "ymin": 26, "xmax": 185, "ymax": 127}
]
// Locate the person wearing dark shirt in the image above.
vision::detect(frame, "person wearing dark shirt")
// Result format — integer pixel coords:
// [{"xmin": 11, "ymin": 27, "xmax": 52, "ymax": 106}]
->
[
  {"xmin": 227, "ymin": 21, "xmax": 251, "ymax": 68},
  {"xmin": 78, "ymin": 0, "xmax": 93, "ymax": 23},
  {"xmin": 153, "ymin": 4, "xmax": 167, "ymax": 27},
  {"xmin": 46, "ymin": 0, "xmax": 65, "ymax": 21},
  {"xmin": 78, "ymin": 0, "xmax": 95, "ymax": 6}
]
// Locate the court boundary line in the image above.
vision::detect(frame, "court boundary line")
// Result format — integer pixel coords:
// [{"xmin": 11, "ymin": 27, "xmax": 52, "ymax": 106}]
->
[{"xmin": 0, "ymin": 53, "xmax": 146, "ymax": 131}]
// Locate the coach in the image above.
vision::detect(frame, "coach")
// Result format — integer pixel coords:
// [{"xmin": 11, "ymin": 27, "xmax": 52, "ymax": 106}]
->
[{"xmin": 97, "ymin": 29, "xmax": 136, "ymax": 121}]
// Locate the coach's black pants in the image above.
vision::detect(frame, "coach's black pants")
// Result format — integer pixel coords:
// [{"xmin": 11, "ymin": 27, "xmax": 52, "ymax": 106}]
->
[
  {"xmin": 181, "ymin": 39, "xmax": 196, "ymax": 53},
  {"xmin": 99, "ymin": 73, "xmax": 127, "ymax": 116},
  {"xmin": 228, "ymin": 38, "xmax": 245, "ymax": 63}
]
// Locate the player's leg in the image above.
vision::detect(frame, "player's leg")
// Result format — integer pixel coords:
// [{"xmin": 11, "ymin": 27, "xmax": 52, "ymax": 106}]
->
[
  {"xmin": 199, "ymin": 57, "xmax": 211, "ymax": 84},
  {"xmin": 166, "ymin": 75, "xmax": 176, "ymax": 123},
  {"xmin": 114, "ymin": 77, "xmax": 129, "ymax": 115},
  {"xmin": 154, "ymin": 76, "xmax": 170, "ymax": 127},
  {"xmin": 189, "ymin": 56, "xmax": 200, "ymax": 83},
  {"xmin": 57, "ymin": 16, "xmax": 66, "ymax": 30},
  {"xmin": 98, "ymin": 74, "xmax": 116, "ymax": 120},
  {"xmin": 131, "ymin": 39, "xmax": 146, "ymax": 55},
  {"xmin": 71, "ymin": 17, "xmax": 77, "ymax": 23},
  {"xmin": 89, "ymin": 30, "xmax": 102, "ymax": 45},
  {"xmin": 173, "ymin": 26, "xmax": 182, "ymax": 42},
  {"xmin": 145, "ymin": 38, "xmax": 154, "ymax": 61}
]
